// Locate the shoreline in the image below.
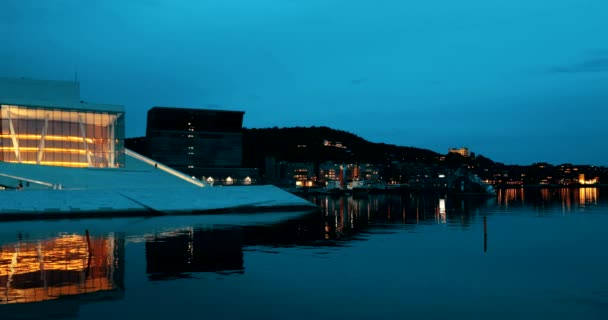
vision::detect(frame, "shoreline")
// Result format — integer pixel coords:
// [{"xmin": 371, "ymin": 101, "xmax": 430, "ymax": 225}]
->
[
  {"xmin": 286, "ymin": 184, "xmax": 608, "ymax": 197},
  {"xmin": 0, "ymin": 205, "xmax": 318, "ymax": 222},
  {"xmin": 494, "ymin": 184, "xmax": 608, "ymax": 189}
]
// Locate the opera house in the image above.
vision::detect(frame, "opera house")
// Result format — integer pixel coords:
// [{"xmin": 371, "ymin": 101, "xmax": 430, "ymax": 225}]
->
[{"xmin": 0, "ymin": 77, "xmax": 314, "ymax": 218}]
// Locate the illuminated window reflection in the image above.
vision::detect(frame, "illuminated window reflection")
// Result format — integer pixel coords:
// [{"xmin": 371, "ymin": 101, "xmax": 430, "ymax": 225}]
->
[
  {"xmin": 0, "ymin": 233, "xmax": 124, "ymax": 305},
  {"xmin": 578, "ymin": 187, "xmax": 598, "ymax": 206}
]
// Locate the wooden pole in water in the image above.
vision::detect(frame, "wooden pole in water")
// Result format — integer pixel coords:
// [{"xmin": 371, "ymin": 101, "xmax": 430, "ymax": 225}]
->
[
  {"xmin": 483, "ymin": 216, "xmax": 487, "ymax": 253},
  {"xmin": 85, "ymin": 229, "xmax": 92, "ymax": 252},
  {"xmin": 85, "ymin": 229, "xmax": 93, "ymax": 277}
]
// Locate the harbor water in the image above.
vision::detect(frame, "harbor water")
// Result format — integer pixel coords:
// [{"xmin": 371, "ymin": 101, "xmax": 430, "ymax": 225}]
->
[{"xmin": 1, "ymin": 187, "xmax": 607, "ymax": 319}]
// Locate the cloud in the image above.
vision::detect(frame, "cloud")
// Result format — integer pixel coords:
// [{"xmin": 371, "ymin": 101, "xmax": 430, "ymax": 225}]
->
[
  {"xmin": 350, "ymin": 77, "xmax": 369, "ymax": 85},
  {"xmin": 547, "ymin": 50, "xmax": 608, "ymax": 74},
  {"xmin": 587, "ymin": 49, "xmax": 608, "ymax": 56}
]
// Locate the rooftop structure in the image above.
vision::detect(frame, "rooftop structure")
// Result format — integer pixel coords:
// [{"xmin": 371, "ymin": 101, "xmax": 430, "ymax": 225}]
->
[{"xmin": 146, "ymin": 106, "xmax": 244, "ymax": 135}]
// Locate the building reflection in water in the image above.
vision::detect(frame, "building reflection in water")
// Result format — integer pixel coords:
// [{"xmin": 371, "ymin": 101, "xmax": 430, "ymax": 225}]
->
[
  {"xmin": 497, "ymin": 188, "xmax": 525, "ymax": 206},
  {"xmin": 578, "ymin": 187, "xmax": 598, "ymax": 206},
  {"xmin": 559, "ymin": 188, "xmax": 572, "ymax": 212},
  {"xmin": 309, "ymin": 194, "xmax": 489, "ymax": 240},
  {"xmin": 436, "ymin": 198, "xmax": 447, "ymax": 224},
  {"xmin": 497, "ymin": 187, "xmax": 600, "ymax": 209},
  {"xmin": 145, "ymin": 227, "xmax": 244, "ymax": 281},
  {"xmin": 140, "ymin": 189, "xmax": 608, "ymax": 282},
  {"xmin": 143, "ymin": 211, "xmax": 339, "ymax": 281},
  {"xmin": 496, "ymin": 187, "xmax": 600, "ymax": 212},
  {"xmin": 0, "ymin": 232, "xmax": 124, "ymax": 307}
]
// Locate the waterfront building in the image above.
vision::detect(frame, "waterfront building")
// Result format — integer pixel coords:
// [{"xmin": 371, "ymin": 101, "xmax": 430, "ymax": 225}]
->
[
  {"xmin": 0, "ymin": 77, "xmax": 125, "ymax": 168},
  {"xmin": 0, "ymin": 77, "xmax": 314, "ymax": 216},
  {"xmin": 146, "ymin": 106, "xmax": 243, "ymax": 168},
  {"xmin": 319, "ymin": 161, "xmax": 341, "ymax": 181},
  {"xmin": 448, "ymin": 147, "xmax": 470, "ymax": 157},
  {"xmin": 578, "ymin": 173, "xmax": 599, "ymax": 185},
  {"xmin": 359, "ymin": 163, "xmax": 381, "ymax": 181},
  {"xmin": 126, "ymin": 106, "xmax": 258, "ymax": 185},
  {"xmin": 264, "ymin": 157, "xmax": 315, "ymax": 187},
  {"xmin": 408, "ymin": 174, "xmax": 452, "ymax": 190},
  {"xmin": 290, "ymin": 162, "xmax": 315, "ymax": 187}
]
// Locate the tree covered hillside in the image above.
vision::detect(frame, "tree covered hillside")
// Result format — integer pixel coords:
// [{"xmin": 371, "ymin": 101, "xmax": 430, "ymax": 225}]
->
[{"xmin": 242, "ymin": 126, "xmax": 440, "ymax": 172}]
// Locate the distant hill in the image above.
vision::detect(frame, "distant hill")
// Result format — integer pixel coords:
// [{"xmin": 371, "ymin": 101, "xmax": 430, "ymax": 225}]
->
[{"xmin": 242, "ymin": 126, "xmax": 440, "ymax": 172}]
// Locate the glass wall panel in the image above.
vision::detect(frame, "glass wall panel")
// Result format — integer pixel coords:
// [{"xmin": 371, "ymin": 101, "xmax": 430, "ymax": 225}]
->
[
  {"xmin": 115, "ymin": 113, "xmax": 124, "ymax": 168},
  {"xmin": 62, "ymin": 109, "xmax": 70, "ymax": 164},
  {"xmin": 1, "ymin": 118, "xmax": 7, "ymax": 135},
  {"xmin": 86, "ymin": 112, "xmax": 95, "ymax": 166},
  {"xmin": 1, "ymin": 119, "xmax": 8, "ymax": 154},
  {"xmin": 0, "ymin": 105, "xmax": 125, "ymax": 168}
]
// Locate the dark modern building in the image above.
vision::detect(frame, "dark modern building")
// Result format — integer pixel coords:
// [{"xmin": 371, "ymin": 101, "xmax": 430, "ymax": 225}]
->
[
  {"xmin": 126, "ymin": 106, "xmax": 258, "ymax": 185},
  {"xmin": 145, "ymin": 106, "xmax": 243, "ymax": 168}
]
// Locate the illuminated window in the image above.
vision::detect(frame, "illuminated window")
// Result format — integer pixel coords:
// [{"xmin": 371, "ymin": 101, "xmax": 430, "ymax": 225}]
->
[{"xmin": 0, "ymin": 105, "xmax": 125, "ymax": 168}]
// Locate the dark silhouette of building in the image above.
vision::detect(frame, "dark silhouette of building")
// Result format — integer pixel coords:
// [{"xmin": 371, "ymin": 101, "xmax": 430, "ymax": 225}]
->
[
  {"xmin": 126, "ymin": 106, "xmax": 258, "ymax": 185},
  {"xmin": 145, "ymin": 228, "xmax": 244, "ymax": 280},
  {"xmin": 145, "ymin": 107, "xmax": 243, "ymax": 168}
]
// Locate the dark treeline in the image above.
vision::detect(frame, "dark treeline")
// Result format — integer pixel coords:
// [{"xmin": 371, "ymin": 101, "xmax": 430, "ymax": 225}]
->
[
  {"xmin": 242, "ymin": 126, "xmax": 439, "ymax": 171},
  {"xmin": 242, "ymin": 126, "xmax": 608, "ymax": 186}
]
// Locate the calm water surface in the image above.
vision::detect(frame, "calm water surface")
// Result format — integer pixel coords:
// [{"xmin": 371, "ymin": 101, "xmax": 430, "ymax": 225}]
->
[{"xmin": 1, "ymin": 187, "xmax": 608, "ymax": 319}]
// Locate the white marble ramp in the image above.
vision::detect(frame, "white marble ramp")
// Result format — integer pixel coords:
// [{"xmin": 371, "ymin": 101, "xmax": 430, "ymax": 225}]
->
[
  {"xmin": 0, "ymin": 149, "xmax": 315, "ymax": 219},
  {"xmin": 0, "ymin": 185, "xmax": 314, "ymax": 217}
]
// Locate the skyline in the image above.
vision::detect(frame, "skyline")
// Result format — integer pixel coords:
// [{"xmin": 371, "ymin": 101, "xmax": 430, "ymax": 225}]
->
[{"xmin": 2, "ymin": 0, "xmax": 608, "ymax": 165}]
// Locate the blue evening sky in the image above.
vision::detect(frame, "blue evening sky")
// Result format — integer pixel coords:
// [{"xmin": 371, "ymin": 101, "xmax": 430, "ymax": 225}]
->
[{"xmin": 1, "ymin": 0, "xmax": 607, "ymax": 165}]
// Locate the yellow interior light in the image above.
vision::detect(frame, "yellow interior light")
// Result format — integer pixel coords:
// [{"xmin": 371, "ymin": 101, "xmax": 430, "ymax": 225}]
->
[
  {"xmin": 0, "ymin": 147, "xmax": 88, "ymax": 154},
  {"xmin": 5, "ymin": 160, "xmax": 90, "ymax": 167},
  {"xmin": 0, "ymin": 134, "xmax": 95, "ymax": 144}
]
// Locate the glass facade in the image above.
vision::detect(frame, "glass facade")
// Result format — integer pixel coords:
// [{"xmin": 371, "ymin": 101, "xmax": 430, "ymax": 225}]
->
[{"xmin": 0, "ymin": 104, "xmax": 125, "ymax": 168}]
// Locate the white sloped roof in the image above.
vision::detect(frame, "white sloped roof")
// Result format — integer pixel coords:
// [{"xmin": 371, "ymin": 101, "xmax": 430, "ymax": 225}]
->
[
  {"xmin": 0, "ymin": 98, "xmax": 123, "ymax": 113},
  {"xmin": 0, "ymin": 77, "xmax": 123, "ymax": 113},
  {"xmin": 0, "ymin": 149, "xmax": 315, "ymax": 216}
]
